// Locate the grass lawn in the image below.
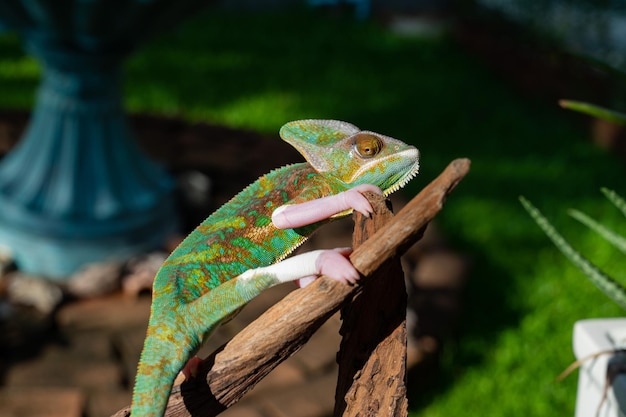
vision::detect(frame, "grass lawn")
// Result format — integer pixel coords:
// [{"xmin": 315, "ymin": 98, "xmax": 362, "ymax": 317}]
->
[{"xmin": 1, "ymin": 7, "xmax": 626, "ymax": 416}]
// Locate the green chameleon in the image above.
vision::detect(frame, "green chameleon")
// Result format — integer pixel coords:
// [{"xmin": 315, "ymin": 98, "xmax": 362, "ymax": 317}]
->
[{"xmin": 130, "ymin": 119, "xmax": 420, "ymax": 417}]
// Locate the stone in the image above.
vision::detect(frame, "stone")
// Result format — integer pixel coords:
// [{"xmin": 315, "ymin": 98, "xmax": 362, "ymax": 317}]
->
[
  {"xmin": 56, "ymin": 294, "xmax": 151, "ymax": 332},
  {"xmin": 5, "ymin": 356, "xmax": 123, "ymax": 391},
  {"xmin": 0, "ymin": 247, "xmax": 15, "ymax": 275},
  {"xmin": 40, "ymin": 331, "xmax": 115, "ymax": 362},
  {"xmin": 121, "ymin": 251, "xmax": 168, "ymax": 298},
  {"xmin": 66, "ymin": 260, "xmax": 123, "ymax": 299},
  {"xmin": 6, "ymin": 272, "xmax": 63, "ymax": 314},
  {"xmin": 112, "ymin": 326, "xmax": 149, "ymax": 385},
  {"xmin": 0, "ymin": 387, "xmax": 84, "ymax": 417},
  {"xmin": 0, "ymin": 301, "xmax": 54, "ymax": 361}
]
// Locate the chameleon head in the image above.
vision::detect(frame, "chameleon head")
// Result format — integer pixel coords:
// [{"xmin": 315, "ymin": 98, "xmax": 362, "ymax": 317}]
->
[{"xmin": 280, "ymin": 119, "xmax": 420, "ymax": 195}]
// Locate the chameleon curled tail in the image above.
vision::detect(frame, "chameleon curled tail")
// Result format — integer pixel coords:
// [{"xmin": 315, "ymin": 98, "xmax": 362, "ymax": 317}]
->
[
  {"xmin": 131, "ymin": 273, "xmax": 279, "ymax": 416},
  {"xmin": 129, "ymin": 119, "xmax": 419, "ymax": 416},
  {"xmin": 131, "ymin": 249, "xmax": 362, "ymax": 416}
]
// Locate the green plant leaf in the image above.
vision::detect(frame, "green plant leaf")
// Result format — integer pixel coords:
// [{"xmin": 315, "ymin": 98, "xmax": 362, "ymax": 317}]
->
[
  {"xmin": 602, "ymin": 187, "xmax": 626, "ymax": 218},
  {"xmin": 568, "ymin": 209, "xmax": 626, "ymax": 255},
  {"xmin": 559, "ymin": 100, "xmax": 626, "ymax": 126},
  {"xmin": 520, "ymin": 196, "xmax": 626, "ymax": 310}
]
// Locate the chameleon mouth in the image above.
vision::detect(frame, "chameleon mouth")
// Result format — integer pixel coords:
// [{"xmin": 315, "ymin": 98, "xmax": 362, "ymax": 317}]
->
[{"xmin": 383, "ymin": 149, "xmax": 420, "ymax": 196}]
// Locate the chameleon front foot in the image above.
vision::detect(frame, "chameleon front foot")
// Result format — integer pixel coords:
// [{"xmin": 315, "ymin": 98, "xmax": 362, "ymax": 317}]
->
[{"xmin": 271, "ymin": 184, "xmax": 382, "ymax": 229}]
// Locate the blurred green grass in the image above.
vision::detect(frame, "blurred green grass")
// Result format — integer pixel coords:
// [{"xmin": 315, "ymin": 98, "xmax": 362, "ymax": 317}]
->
[{"xmin": 2, "ymin": 7, "xmax": 626, "ymax": 416}]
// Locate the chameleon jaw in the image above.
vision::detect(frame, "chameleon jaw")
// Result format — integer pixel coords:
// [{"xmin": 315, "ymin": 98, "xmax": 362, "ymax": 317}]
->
[
  {"xmin": 382, "ymin": 148, "xmax": 420, "ymax": 196},
  {"xmin": 384, "ymin": 161, "xmax": 419, "ymax": 196}
]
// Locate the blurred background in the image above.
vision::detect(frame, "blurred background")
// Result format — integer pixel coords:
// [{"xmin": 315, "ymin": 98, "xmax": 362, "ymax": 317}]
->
[{"xmin": 1, "ymin": 0, "xmax": 626, "ymax": 416}]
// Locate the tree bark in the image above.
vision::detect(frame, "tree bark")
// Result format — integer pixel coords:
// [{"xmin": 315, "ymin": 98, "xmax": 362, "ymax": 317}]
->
[
  {"xmin": 334, "ymin": 193, "xmax": 409, "ymax": 417},
  {"xmin": 111, "ymin": 158, "xmax": 471, "ymax": 417}
]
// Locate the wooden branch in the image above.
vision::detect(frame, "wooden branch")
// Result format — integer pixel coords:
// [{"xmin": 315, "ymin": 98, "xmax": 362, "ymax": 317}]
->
[
  {"xmin": 112, "ymin": 158, "xmax": 470, "ymax": 417},
  {"xmin": 334, "ymin": 193, "xmax": 408, "ymax": 416}
]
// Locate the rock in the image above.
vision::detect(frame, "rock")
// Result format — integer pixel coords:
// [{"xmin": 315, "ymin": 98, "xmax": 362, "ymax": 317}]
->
[
  {"xmin": 0, "ymin": 387, "xmax": 84, "ymax": 417},
  {"xmin": 0, "ymin": 246, "xmax": 16, "ymax": 275},
  {"xmin": 121, "ymin": 252, "xmax": 168, "ymax": 297},
  {"xmin": 0, "ymin": 299, "xmax": 54, "ymax": 360},
  {"xmin": 66, "ymin": 260, "xmax": 123, "ymax": 298},
  {"xmin": 6, "ymin": 272, "xmax": 63, "ymax": 314},
  {"xmin": 56, "ymin": 295, "xmax": 151, "ymax": 332}
]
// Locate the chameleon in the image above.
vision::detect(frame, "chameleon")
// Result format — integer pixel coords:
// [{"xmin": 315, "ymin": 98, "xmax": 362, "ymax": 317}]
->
[{"xmin": 130, "ymin": 119, "xmax": 420, "ymax": 417}]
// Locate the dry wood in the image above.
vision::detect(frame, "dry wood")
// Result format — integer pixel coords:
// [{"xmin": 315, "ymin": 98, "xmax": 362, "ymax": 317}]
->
[
  {"xmin": 112, "ymin": 158, "xmax": 470, "ymax": 417},
  {"xmin": 334, "ymin": 193, "xmax": 408, "ymax": 417}
]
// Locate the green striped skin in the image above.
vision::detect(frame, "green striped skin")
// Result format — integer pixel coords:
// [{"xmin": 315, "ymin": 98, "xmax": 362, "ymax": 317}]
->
[
  {"xmin": 129, "ymin": 120, "xmax": 420, "ymax": 417},
  {"xmin": 131, "ymin": 164, "xmax": 349, "ymax": 416}
]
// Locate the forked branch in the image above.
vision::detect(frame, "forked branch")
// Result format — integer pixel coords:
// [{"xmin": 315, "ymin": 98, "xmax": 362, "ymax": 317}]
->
[{"xmin": 112, "ymin": 158, "xmax": 471, "ymax": 417}]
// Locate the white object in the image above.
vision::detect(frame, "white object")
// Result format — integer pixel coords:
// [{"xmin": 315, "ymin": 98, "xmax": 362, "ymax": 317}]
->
[{"xmin": 573, "ymin": 318, "xmax": 626, "ymax": 417}]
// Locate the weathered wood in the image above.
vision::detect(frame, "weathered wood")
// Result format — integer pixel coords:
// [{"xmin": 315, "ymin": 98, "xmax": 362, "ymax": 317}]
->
[
  {"xmin": 111, "ymin": 158, "xmax": 470, "ymax": 417},
  {"xmin": 334, "ymin": 193, "xmax": 409, "ymax": 417}
]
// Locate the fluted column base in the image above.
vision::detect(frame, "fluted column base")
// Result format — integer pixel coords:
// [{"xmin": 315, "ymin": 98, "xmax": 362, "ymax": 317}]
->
[
  {"xmin": 0, "ymin": 209, "xmax": 178, "ymax": 279},
  {"xmin": 0, "ymin": 41, "xmax": 179, "ymax": 279}
]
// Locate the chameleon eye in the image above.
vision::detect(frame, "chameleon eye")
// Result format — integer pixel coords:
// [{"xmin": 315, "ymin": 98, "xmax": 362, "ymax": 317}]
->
[{"xmin": 353, "ymin": 134, "xmax": 383, "ymax": 158}]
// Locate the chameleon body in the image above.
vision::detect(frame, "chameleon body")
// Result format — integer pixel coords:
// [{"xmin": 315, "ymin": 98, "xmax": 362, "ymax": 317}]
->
[{"xmin": 130, "ymin": 119, "xmax": 420, "ymax": 417}]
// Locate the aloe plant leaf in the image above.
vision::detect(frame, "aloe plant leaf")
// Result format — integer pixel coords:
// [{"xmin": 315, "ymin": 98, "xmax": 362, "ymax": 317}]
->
[
  {"xmin": 559, "ymin": 100, "xmax": 626, "ymax": 126},
  {"xmin": 568, "ymin": 209, "xmax": 626, "ymax": 255},
  {"xmin": 520, "ymin": 196, "xmax": 626, "ymax": 310},
  {"xmin": 602, "ymin": 188, "xmax": 626, "ymax": 219}
]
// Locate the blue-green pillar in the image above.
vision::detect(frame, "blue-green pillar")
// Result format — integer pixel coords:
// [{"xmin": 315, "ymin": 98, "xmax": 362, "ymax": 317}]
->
[{"xmin": 0, "ymin": 39, "xmax": 178, "ymax": 279}]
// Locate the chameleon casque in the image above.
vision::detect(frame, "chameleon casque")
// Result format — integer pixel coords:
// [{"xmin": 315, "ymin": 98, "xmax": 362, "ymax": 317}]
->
[{"xmin": 130, "ymin": 119, "xmax": 420, "ymax": 416}]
